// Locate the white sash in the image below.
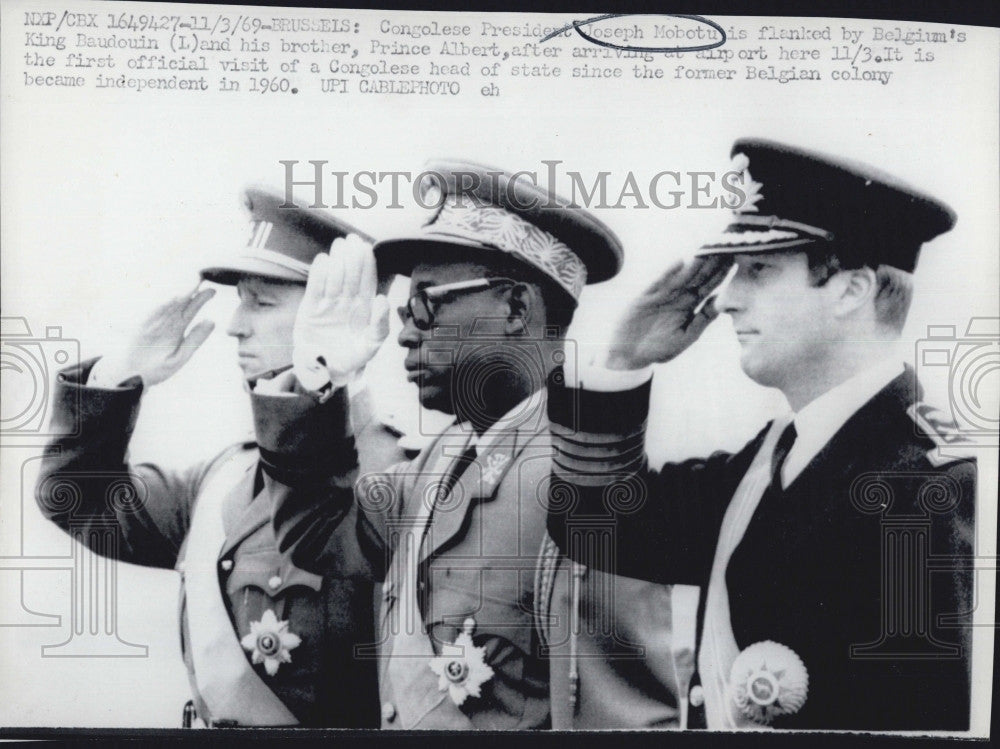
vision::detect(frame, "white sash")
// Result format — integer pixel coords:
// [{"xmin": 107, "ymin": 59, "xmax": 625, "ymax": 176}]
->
[
  {"xmin": 178, "ymin": 448, "xmax": 299, "ymax": 726},
  {"xmin": 698, "ymin": 417, "xmax": 790, "ymax": 730}
]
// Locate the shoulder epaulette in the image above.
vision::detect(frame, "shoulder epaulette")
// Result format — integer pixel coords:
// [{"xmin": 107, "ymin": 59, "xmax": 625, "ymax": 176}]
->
[{"xmin": 906, "ymin": 403, "xmax": 977, "ymax": 467}]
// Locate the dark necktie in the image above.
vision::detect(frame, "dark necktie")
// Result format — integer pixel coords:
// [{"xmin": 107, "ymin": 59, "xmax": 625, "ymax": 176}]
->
[
  {"xmin": 441, "ymin": 442, "xmax": 479, "ymax": 498},
  {"xmin": 688, "ymin": 421, "xmax": 799, "ymax": 730},
  {"xmin": 417, "ymin": 442, "xmax": 478, "ymax": 612},
  {"xmin": 422, "ymin": 442, "xmax": 479, "ymax": 541},
  {"xmin": 769, "ymin": 421, "xmax": 798, "ymax": 492}
]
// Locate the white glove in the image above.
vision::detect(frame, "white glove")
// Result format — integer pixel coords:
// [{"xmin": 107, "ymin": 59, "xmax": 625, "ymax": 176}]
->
[{"xmin": 292, "ymin": 234, "xmax": 390, "ymax": 392}]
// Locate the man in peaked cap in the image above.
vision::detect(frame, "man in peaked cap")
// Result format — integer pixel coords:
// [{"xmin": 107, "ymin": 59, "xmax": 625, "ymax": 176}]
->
[
  {"xmin": 36, "ymin": 186, "xmax": 406, "ymax": 727},
  {"xmin": 273, "ymin": 159, "xmax": 624, "ymax": 729},
  {"xmin": 545, "ymin": 139, "xmax": 977, "ymax": 731}
]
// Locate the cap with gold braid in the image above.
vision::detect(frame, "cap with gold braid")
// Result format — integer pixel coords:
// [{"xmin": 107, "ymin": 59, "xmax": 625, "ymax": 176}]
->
[
  {"xmin": 200, "ymin": 186, "xmax": 374, "ymax": 285},
  {"xmin": 698, "ymin": 139, "xmax": 957, "ymax": 272},
  {"xmin": 373, "ymin": 159, "xmax": 624, "ymax": 301}
]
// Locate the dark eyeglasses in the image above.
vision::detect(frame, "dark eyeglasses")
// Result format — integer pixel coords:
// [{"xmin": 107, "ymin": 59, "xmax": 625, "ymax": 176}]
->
[{"xmin": 397, "ymin": 277, "xmax": 517, "ymax": 331}]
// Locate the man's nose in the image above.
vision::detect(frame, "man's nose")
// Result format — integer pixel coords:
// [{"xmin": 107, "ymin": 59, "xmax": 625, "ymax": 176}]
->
[
  {"xmin": 715, "ymin": 276, "xmax": 743, "ymax": 315},
  {"xmin": 226, "ymin": 305, "xmax": 251, "ymax": 338},
  {"xmin": 396, "ymin": 307, "xmax": 422, "ymax": 349}
]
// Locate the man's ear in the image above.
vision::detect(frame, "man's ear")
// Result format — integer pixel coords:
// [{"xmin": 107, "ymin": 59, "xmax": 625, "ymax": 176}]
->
[
  {"xmin": 504, "ymin": 282, "xmax": 535, "ymax": 335},
  {"xmin": 831, "ymin": 266, "xmax": 877, "ymax": 317}
]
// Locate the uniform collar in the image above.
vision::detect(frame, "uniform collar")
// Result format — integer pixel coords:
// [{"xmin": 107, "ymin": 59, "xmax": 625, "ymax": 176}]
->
[{"xmin": 781, "ymin": 359, "xmax": 905, "ymax": 488}]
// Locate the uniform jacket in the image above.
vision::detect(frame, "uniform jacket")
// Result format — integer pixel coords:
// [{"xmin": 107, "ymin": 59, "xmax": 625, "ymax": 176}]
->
[
  {"xmin": 35, "ymin": 358, "xmax": 405, "ymax": 728},
  {"xmin": 545, "ymin": 366, "xmax": 976, "ymax": 731},
  {"xmin": 536, "ymin": 540, "xmax": 689, "ymax": 729},
  {"xmin": 276, "ymin": 394, "xmax": 553, "ymax": 729},
  {"xmin": 536, "ymin": 541, "xmax": 694, "ymax": 730}
]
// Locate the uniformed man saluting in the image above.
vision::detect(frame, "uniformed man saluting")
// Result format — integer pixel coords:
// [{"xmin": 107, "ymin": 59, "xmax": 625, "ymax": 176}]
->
[
  {"xmin": 274, "ymin": 160, "xmax": 624, "ymax": 729},
  {"xmin": 545, "ymin": 140, "xmax": 976, "ymax": 731},
  {"xmin": 35, "ymin": 187, "xmax": 404, "ymax": 727}
]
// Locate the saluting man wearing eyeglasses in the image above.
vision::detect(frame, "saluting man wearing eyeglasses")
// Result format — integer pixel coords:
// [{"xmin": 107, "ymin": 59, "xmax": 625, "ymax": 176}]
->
[{"xmin": 274, "ymin": 160, "xmax": 624, "ymax": 729}]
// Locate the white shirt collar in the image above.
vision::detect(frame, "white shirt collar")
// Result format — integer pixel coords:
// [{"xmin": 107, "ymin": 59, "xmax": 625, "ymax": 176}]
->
[
  {"xmin": 247, "ymin": 367, "xmax": 369, "ymax": 398},
  {"xmin": 780, "ymin": 359, "xmax": 905, "ymax": 488}
]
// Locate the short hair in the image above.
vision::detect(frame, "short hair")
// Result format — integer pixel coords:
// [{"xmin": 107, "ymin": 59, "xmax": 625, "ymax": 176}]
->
[
  {"xmin": 479, "ymin": 254, "xmax": 577, "ymax": 335},
  {"xmin": 805, "ymin": 246, "xmax": 913, "ymax": 333},
  {"xmin": 870, "ymin": 265, "xmax": 914, "ymax": 333}
]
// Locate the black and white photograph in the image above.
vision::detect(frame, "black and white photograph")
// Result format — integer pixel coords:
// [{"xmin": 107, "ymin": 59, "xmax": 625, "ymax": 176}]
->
[{"xmin": 0, "ymin": 0, "xmax": 996, "ymax": 737}]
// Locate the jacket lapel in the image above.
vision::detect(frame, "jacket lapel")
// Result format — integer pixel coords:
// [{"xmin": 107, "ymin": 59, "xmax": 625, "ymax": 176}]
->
[
  {"xmin": 419, "ymin": 405, "xmax": 546, "ymax": 564},
  {"xmin": 724, "ymin": 370, "xmax": 920, "ymax": 666},
  {"xmin": 218, "ymin": 460, "xmax": 268, "ymax": 559},
  {"xmin": 781, "ymin": 368, "xmax": 915, "ymax": 497},
  {"xmin": 419, "ymin": 440, "xmax": 514, "ymax": 563}
]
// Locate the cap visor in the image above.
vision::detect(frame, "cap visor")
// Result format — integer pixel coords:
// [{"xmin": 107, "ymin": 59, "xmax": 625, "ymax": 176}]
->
[
  {"xmin": 373, "ymin": 235, "xmax": 503, "ymax": 278},
  {"xmin": 696, "ymin": 236, "xmax": 817, "ymax": 257},
  {"xmin": 200, "ymin": 256, "xmax": 307, "ymax": 285},
  {"xmin": 374, "ymin": 233, "xmax": 618, "ymax": 286}
]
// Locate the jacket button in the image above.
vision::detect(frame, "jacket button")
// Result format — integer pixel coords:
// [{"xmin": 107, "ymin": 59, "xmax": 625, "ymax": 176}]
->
[
  {"xmin": 268, "ymin": 575, "xmax": 282, "ymax": 589},
  {"xmin": 220, "ymin": 559, "xmax": 233, "ymax": 572},
  {"xmin": 381, "ymin": 702, "xmax": 396, "ymax": 722},
  {"xmin": 689, "ymin": 684, "xmax": 704, "ymax": 708}
]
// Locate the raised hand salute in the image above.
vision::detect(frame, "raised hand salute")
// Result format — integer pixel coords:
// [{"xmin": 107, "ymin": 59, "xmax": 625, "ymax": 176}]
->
[
  {"xmin": 36, "ymin": 186, "xmax": 407, "ymax": 728},
  {"xmin": 293, "ymin": 234, "xmax": 390, "ymax": 392},
  {"xmin": 94, "ymin": 285, "xmax": 216, "ymax": 386},
  {"xmin": 605, "ymin": 255, "xmax": 731, "ymax": 371}
]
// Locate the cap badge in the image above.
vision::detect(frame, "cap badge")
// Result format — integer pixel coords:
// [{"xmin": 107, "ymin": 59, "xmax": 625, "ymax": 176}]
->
[
  {"xmin": 729, "ymin": 640, "xmax": 809, "ymax": 724},
  {"xmin": 240, "ymin": 608, "xmax": 302, "ymax": 676},
  {"xmin": 247, "ymin": 219, "xmax": 275, "ymax": 249},
  {"xmin": 419, "ymin": 173, "xmax": 445, "ymax": 208},
  {"xmin": 730, "ymin": 153, "xmax": 765, "ymax": 214},
  {"xmin": 428, "ymin": 618, "xmax": 494, "ymax": 706}
]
